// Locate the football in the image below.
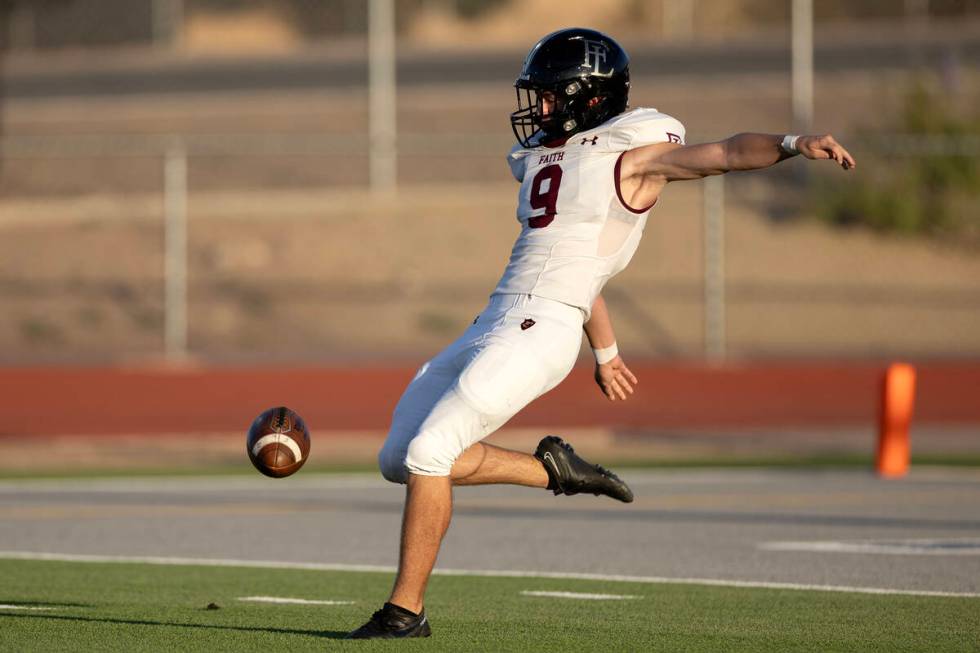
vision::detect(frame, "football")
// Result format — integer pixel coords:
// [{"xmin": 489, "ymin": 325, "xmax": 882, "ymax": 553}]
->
[{"xmin": 246, "ymin": 407, "xmax": 311, "ymax": 478}]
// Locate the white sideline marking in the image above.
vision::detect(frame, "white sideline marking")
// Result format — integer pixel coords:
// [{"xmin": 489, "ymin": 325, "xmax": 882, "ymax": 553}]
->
[
  {"xmin": 760, "ymin": 539, "xmax": 980, "ymax": 556},
  {"xmin": 0, "ymin": 604, "xmax": 56, "ymax": 611},
  {"xmin": 238, "ymin": 596, "xmax": 354, "ymax": 606},
  {"xmin": 0, "ymin": 551, "xmax": 978, "ymax": 599},
  {"xmin": 251, "ymin": 433, "xmax": 302, "ymax": 463},
  {"xmin": 521, "ymin": 591, "xmax": 639, "ymax": 601}
]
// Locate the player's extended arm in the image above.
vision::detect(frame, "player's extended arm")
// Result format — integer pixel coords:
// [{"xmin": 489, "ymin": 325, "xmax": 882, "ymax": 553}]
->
[
  {"xmin": 620, "ymin": 133, "xmax": 856, "ymax": 208},
  {"xmin": 584, "ymin": 295, "xmax": 638, "ymax": 402}
]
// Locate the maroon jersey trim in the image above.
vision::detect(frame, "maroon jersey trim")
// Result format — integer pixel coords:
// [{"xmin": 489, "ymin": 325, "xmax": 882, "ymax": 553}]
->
[{"xmin": 614, "ymin": 151, "xmax": 658, "ymax": 214}]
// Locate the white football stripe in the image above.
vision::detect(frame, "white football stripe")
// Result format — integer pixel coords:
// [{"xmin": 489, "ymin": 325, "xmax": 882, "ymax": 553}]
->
[
  {"xmin": 238, "ymin": 596, "xmax": 354, "ymax": 606},
  {"xmin": 2, "ymin": 551, "xmax": 979, "ymax": 598},
  {"xmin": 760, "ymin": 539, "xmax": 980, "ymax": 556},
  {"xmin": 251, "ymin": 433, "xmax": 302, "ymax": 463},
  {"xmin": 521, "ymin": 591, "xmax": 640, "ymax": 600},
  {"xmin": 0, "ymin": 604, "xmax": 56, "ymax": 611}
]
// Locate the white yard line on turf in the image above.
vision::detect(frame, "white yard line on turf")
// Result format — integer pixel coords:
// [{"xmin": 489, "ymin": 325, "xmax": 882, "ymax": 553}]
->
[
  {"xmin": 0, "ymin": 551, "xmax": 977, "ymax": 599},
  {"xmin": 521, "ymin": 591, "xmax": 639, "ymax": 600},
  {"xmin": 761, "ymin": 539, "xmax": 980, "ymax": 556},
  {"xmin": 0, "ymin": 605, "xmax": 56, "ymax": 611},
  {"xmin": 238, "ymin": 596, "xmax": 354, "ymax": 606}
]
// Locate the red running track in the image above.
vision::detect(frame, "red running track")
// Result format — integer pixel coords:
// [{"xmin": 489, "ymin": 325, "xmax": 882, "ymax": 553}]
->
[{"xmin": 0, "ymin": 362, "xmax": 977, "ymax": 436}]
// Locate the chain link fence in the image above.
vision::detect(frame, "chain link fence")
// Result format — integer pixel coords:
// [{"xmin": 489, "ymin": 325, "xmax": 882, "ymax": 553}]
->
[{"xmin": 0, "ymin": 1, "xmax": 978, "ymax": 363}]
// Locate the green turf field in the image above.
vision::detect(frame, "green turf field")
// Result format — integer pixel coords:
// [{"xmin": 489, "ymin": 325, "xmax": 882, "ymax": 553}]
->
[{"xmin": 1, "ymin": 560, "xmax": 977, "ymax": 652}]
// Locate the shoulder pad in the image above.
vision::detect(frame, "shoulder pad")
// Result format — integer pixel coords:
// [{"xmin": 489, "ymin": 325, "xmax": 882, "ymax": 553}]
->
[
  {"xmin": 606, "ymin": 108, "xmax": 686, "ymax": 151},
  {"xmin": 507, "ymin": 142, "xmax": 531, "ymax": 182}
]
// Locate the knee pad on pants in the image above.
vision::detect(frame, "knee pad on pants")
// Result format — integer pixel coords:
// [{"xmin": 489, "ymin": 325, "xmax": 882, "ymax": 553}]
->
[
  {"xmin": 377, "ymin": 441, "xmax": 409, "ymax": 484},
  {"xmin": 404, "ymin": 428, "xmax": 457, "ymax": 477},
  {"xmin": 401, "ymin": 387, "xmax": 479, "ymax": 477}
]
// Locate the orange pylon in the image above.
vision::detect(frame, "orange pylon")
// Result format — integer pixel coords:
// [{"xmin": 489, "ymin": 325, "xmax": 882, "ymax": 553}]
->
[{"xmin": 876, "ymin": 363, "xmax": 916, "ymax": 478}]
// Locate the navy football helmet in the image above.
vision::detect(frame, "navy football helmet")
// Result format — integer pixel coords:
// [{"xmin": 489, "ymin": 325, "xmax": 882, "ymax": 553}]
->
[{"xmin": 510, "ymin": 28, "xmax": 630, "ymax": 147}]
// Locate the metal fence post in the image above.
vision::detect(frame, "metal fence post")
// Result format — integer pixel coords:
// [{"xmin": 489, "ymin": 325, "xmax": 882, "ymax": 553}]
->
[
  {"xmin": 164, "ymin": 139, "xmax": 188, "ymax": 361},
  {"xmin": 791, "ymin": 0, "xmax": 814, "ymax": 133},
  {"xmin": 703, "ymin": 174, "xmax": 726, "ymax": 361},
  {"xmin": 152, "ymin": 0, "xmax": 184, "ymax": 49},
  {"xmin": 368, "ymin": 0, "xmax": 397, "ymax": 193}
]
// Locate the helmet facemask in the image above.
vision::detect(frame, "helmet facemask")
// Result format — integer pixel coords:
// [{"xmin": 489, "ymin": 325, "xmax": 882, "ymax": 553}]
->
[
  {"xmin": 510, "ymin": 84, "xmax": 544, "ymax": 149},
  {"xmin": 511, "ymin": 78, "xmax": 610, "ymax": 148}
]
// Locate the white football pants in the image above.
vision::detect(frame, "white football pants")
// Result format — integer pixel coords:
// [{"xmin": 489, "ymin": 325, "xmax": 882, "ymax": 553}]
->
[{"xmin": 378, "ymin": 293, "xmax": 585, "ymax": 482}]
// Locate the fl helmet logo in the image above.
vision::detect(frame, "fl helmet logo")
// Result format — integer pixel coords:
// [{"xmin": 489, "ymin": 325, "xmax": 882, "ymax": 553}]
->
[{"xmin": 582, "ymin": 39, "xmax": 610, "ymax": 75}]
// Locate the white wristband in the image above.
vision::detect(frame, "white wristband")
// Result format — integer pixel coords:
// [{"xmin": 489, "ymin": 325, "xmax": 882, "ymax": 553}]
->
[
  {"xmin": 780, "ymin": 134, "xmax": 801, "ymax": 155},
  {"xmin": 593, "ymin": 343, "xmax": 619, "ymax": 365}
]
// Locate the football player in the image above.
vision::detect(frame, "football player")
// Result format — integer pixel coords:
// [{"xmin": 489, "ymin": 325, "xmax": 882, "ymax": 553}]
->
[{"xmin": 349, "ymin": 27, "xmax": 855, "ymax": 639}]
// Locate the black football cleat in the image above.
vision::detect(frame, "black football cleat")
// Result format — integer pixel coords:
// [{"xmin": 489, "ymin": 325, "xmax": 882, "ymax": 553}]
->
[
  {"xmin": 346, "ymin": 602, "xmax": 432, "ymax": 639},
  {"xmin": 534, "ymin": 435, "xmax": 634, "ymax": 503}
]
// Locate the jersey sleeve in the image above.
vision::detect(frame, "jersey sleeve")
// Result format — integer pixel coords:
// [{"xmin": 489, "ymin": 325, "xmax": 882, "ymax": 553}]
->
[
  {"xmin": 506, "ymin": 143, "xmax": 529, "ymax": 182},
  {"xmin": 606, "ymin": 108, "xmax": 686, "ymax": 151}
]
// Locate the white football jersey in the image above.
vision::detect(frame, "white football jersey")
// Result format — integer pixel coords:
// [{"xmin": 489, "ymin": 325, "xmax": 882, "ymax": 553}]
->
[{"xmin": 492, "ymin": 107, "xmax": 686, "ymax": 319}]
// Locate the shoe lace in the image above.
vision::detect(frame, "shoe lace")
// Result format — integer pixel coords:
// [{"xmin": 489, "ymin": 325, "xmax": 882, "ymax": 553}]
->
[
  {"xmin": 556, "ymin": 439, "xmax": 575, "ymax": 454},
  {"xmin": 593, "ymin": 463, "xmax": 622, "ymax": 481},
  {"xmin": 555, "ymin": 439, "xmax": 620, "ymax": 481},
  {"xmin": 548, "ymin": 437, "xmax": 624, "ymax": 488}
]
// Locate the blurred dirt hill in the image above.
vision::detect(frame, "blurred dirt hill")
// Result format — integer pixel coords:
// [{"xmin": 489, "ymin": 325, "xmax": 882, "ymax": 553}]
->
[
  {"xmin": 1, "ymin": 1, "xmax": 978, "ymax": 364},
  {"xmin": 405, "ymin": 0, "xmax": 669, "ymax": 48},
  {"xmin": 176, "ymin": 0, "xmax": 975, "ymax": 53},
  {"xmin": 179, "ymin": 0, "xmax": 673, "ymax": 54}
]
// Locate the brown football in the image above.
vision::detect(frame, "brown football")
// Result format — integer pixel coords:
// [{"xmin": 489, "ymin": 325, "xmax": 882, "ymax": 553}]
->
[{"xmin": 246, "ymin": 407, "xmax": 311, "ymax": 478}]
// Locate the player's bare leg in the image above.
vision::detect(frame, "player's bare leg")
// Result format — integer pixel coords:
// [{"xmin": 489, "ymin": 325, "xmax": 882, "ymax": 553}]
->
[
  {"xmin": 383, "ymin": 443, "xmax": 561, "ymax": 617},
  {"xmin": 350, "ymin": 439, "xmax": 633, "ymax": 638},
  {"xmin": 450, "ymin": 442, "xmax": 549, "ymax": 487},
  {"xmin": 384, "ymin": 439, "xmax": 630, "ymax": 609},
  {"xmin": 387, "ymin": 473, "xmax": 452, "ymax": 614},
  {"xmin": 451, "ymin": 439, "xmax": 633, "ymax": 501},
  {"xmin": 348, "ymin": 473, "xmax": 445, "ymax": 639}
]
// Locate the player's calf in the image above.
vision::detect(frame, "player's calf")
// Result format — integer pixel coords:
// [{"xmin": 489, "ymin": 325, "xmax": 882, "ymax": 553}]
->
[{"xmin": 534, "ymin": 435, "xmax": 634, "ymax": 503}]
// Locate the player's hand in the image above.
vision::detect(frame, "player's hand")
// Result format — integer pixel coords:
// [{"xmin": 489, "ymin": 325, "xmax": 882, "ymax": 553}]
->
[
  {"xmin": 594, "ymin": 356, "xmax": 638, "ymax": 402},
  {"xmin": 797, "ymin": 134, "xmax": 856, "ymax": 170}
]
